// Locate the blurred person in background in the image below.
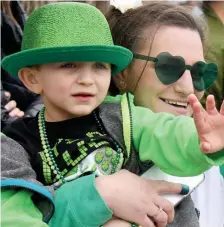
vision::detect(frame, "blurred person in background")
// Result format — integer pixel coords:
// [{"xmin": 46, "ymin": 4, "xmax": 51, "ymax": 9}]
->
[
  {"xmin": 201, "ymin": 1, "xmax": 224, "ymax": 110},
  {"xmin": 1, "ymin": 1, "xmax": 43, "ymax": 130}
]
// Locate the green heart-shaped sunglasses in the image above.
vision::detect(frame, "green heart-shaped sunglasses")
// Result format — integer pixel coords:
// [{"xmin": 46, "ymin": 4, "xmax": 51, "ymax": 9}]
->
[{"xmin": 133, "ymin": 52, "xmax": 218, "ymax": 92}]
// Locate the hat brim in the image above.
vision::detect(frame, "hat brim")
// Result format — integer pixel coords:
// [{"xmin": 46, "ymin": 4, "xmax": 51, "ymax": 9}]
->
[{"xmin": 2, "ymin": 45, "xmax": 133, "ymax": 78}]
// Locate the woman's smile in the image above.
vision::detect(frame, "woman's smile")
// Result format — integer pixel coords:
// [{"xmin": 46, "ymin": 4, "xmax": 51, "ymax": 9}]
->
[{"xmin": 159, "ymin": 97, "xmax": 189, "ymax": 115}]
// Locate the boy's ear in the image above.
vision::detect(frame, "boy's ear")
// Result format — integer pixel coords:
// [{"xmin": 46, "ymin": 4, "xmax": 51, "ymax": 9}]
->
[
  {"xmin": 18, "ymin": 67, "xmax": 42, "ymax": 94},
  {"xmin": 113, "ymin": 69, "xmax": 129, "ymax": 93}
]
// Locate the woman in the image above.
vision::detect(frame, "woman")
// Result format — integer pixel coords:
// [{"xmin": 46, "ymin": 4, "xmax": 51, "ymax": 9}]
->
[{"xmin": 105, "ymin": 1, "xmax": 222, "ymax": 226}]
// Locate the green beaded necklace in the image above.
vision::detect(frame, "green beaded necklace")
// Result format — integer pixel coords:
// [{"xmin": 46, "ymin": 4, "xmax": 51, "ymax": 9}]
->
[
  {"xmin": 38, "ymin": 107, "xmax": 65, "ymax": 183},
  {"xmin": 38, "ymin": 107, "xmax": 123, "ymax": 183}
]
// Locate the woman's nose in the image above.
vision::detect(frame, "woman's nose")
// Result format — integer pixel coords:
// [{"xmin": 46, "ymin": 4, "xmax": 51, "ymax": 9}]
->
[{"xmin": 174, "ymin": 70, "xmax": 194, "ymax": 96}]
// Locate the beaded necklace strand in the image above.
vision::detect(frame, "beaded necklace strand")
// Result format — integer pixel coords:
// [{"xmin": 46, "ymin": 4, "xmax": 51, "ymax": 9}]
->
[
  {"xmin": 38, "ymin": 108, "xmax": 138, "ymax": 227},
  {"xmin": 38, "ymin": 108, "xmax": 122, "ymax": 183}
]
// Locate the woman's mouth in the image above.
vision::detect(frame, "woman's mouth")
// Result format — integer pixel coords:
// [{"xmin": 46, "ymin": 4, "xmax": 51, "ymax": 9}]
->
[{"xmin": 160, "ymin": 98, "xmax": 188, "ymax": 109}]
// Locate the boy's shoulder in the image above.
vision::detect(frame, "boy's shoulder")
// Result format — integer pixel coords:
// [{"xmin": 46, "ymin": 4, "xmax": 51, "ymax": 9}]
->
[
  {"xmin": 2, "ymin": 116, "xmax": 37, "ymax": 142},
  {"xmin": 3, "ymin": 116, "xmax": 36, "ymax": 132}
]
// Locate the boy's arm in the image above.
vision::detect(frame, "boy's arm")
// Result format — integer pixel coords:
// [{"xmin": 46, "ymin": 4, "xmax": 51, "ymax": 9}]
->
[
  {"xmin": 1, "ymin": 134, "xmax": 112, "ymax": 227},
  {"xmin": 1, "ymin": 189, "xmax": 49, "ymax": 227},
  {"xmin": 1, "ymin": 175, "xmax": 112, "ymax": 227},
  {"xmin": 50, "ymin": 174, "xmax": 113, "ymax": 227},
  {"xmin": 131, "ymin": 103, "xmax": 224, "ymax": 176},
  {"xmin": 1, "ymin": 134, "xmax": 55, "ymax": 226}
]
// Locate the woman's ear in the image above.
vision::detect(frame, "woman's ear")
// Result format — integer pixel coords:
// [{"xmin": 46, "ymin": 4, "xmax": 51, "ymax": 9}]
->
[
  {"xmin": 113, "ymin": 69, "xmax": 129, "ymax": 93},
  {"xmin": 18, "ymin": 67, "xmax": 43, "ymax": 94}
]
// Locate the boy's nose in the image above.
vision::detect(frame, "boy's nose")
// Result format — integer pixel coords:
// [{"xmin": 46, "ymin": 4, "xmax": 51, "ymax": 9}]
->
[{"xmin": 76, "ymin": 71, "xmax": 94, "ymax": 86}]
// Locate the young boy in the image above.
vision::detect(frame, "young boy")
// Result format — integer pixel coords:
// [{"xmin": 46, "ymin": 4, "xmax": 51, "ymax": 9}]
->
[{"xmin": 1, "ymin": 2, "xmax": 224, "ymax": 227}]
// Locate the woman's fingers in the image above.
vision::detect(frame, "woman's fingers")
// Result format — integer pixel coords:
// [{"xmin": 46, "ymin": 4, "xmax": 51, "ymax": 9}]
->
[
  {"xmin": 154, "ymin": 195, "xmax": 174, "ymax": 223},
  {"xmin": 220, "ymin": 100, "xmax": 224, "ymax": 115},
  {"xmin": 206, "ymin": 95, "xmax": 218, "ymax": 115},
  {"xmin": 188, "ymin": 94, "xmax": 205, "ymax": 130},
  {"xmin": 149, "ymin": 208, "xmax": 168, "ymax": 227},
  {"xmin": 187, "ymin": 94, "xmax": 199, "ymax": 106},
  {"xmin": 152, "ymin": 180, "xmax": 188, "ymax": 196},
  {"xmin": 141, "ymin": 215, "xmax": 156, "ymax": 227},
  {"xmin": 95, "ymin": 170, "xmax": 180, "ymax": 227}
]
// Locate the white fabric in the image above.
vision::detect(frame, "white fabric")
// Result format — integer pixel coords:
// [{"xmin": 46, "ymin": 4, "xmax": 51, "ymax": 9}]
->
[
  {"xmin": 110, "ymin": 0, "xmax": 142, "ymax": 13},
  {"xmin": 192, "ymin": 167, "xmax": 224, "ymax": 227}
]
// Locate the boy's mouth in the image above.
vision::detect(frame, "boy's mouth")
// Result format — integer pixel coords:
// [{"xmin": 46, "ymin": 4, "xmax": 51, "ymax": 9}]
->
[
  {"xmin": 72, "ymin": 92, "xmax": 94, "ymax": 97},
  {"xmin": 72, "ymin": 92, "xmax": 94, "ymax": 101}
]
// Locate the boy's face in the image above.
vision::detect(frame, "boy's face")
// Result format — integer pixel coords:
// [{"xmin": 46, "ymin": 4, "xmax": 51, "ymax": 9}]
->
[{"xmin": 32, "ymin": 62, "xmax": 111, "ymax": 121}]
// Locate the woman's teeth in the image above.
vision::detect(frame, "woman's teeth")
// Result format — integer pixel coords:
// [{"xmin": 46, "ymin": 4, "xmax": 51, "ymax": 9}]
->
[{"xmin": 162, "ymin": 99, "xmax": 188, "ymax": 108}]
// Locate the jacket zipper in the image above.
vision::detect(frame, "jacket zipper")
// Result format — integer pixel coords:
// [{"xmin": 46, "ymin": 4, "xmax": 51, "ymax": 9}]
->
[
  {"xmin": 126, "ymin": 93, "xmax": 134, "ymax": 158},
  {"xmin": 126, "ymin": 93, "xmax": 154, "ymax": 172}
]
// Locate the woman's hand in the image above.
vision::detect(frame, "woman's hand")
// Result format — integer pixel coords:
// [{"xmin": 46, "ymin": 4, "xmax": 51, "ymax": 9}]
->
[
  {"xmin": 4, "ymin": 92, "xmax": 24, "ymax": 118},
  {"xmin": 95, "ymin": 170, "xmax": 187, "ymax": 227},
  {"xmin": 188, "ymin": 94, "xmax": 224, "ymax": 153}
]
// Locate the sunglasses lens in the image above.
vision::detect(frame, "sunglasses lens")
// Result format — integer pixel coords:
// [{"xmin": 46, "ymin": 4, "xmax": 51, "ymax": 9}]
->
[
  {"xmin": 203, "ymin": 63, "xmax": 218, "ymax": 89},
  {"xmin": 155, "ymin": 52, "xmax": 185, "ymax": 85},
  {"xmin": 192, "ymin": 62, "xmax": 218, "ymax": 91},
  {"xmin": 191, "ymin": 62, "xmax": 206, "ymax": 91}
]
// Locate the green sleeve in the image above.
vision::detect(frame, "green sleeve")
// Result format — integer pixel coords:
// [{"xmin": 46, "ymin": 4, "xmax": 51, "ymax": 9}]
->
[
  {"xmin": 131, "ymin": 103, "xmax": 224, "ymax": 176},
  {"xmin": 1, "ymin": 189, "xmax": 48, "ymax": 227},
  {"xmin": 49, "ymin": 174, "xmax": 113, "ymax": 227}
]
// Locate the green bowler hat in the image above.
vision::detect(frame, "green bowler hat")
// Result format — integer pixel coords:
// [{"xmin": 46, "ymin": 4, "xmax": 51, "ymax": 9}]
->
[{"xmin": 2, "ymin": 2, "xmax": 133, "ymax": 78}]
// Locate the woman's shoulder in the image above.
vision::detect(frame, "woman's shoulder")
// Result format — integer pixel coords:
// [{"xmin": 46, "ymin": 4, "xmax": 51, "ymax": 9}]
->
[
  {"xmin": 103, "ymin": 94, "xmax": 123, "ymax": 103},
  {"xmin": 104, "ymin": 93, "xmax": 135, "ymax": 104}
]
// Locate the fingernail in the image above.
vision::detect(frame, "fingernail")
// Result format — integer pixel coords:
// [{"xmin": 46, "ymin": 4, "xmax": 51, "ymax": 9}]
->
[{"xmin": 180, "ymin": 184, "xmax": 189, "ymax": 195}]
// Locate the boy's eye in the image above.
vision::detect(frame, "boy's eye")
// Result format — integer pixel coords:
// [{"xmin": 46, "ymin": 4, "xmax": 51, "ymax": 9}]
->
[
  {"xmin": 60, "ymin": 63, "xmax": 76, "ymax": 68},
  {"xmin": 95, "ymin": 62, "xmax": 108, "ymax": 69}
]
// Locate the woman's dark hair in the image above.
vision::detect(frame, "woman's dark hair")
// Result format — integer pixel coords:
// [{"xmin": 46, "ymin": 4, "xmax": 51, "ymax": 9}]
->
[{"xmin": 106, "ymin": 2, "xmax": 207, "ymax": 95}]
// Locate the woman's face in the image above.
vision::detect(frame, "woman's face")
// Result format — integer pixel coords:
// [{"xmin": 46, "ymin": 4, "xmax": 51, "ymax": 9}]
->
[{"xmin": 117, "ymin": 26, "xmax": 205, "ymax": 116}]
